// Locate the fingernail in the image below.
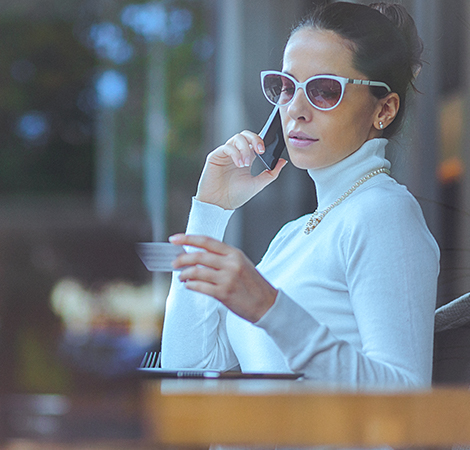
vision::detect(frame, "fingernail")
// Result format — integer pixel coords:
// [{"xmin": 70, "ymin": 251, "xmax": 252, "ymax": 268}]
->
[
  {"xmin": 238, "ymin": 159, "xmax": 244, "ymax": 168},
  {"xmin": 169, "ymin": 234, "xmax": 182, "ymax": 243},
  {"xmin": 258, "ymin": 143, "xmax": 264, "ymax": 153},
  {"xmin": 244, "ymin": 158, "xmax": 251, "ymax": 167}
]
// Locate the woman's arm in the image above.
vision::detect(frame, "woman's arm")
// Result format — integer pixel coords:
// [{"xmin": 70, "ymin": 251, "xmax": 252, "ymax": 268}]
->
[
  {"xmin": 161, "ymin": 199, "xmax": 239, "ymax": 369},
  {"xmin": 161, "ymin": 130, "xmax": 286, "ymax": 369},
  {"xmin": 256, "ymin": 191, "xmax": 439, "ymax": 387}
]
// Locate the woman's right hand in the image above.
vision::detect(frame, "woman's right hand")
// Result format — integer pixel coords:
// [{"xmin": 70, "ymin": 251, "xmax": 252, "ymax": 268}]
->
[{"xmin": 195, "ymin": 130, "xmax": 287, "ymax": 210}]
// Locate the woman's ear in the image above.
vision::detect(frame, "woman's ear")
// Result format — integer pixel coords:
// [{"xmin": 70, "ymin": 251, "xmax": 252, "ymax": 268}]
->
[{"xmin": 374, "ymin": 93, "xmax": 400, "ymax": 131}]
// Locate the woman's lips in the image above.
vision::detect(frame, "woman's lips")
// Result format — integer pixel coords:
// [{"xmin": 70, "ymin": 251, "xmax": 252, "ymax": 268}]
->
[{"xmin": 288, "ymin": 131, "xmax": 318, "ymax": 148}]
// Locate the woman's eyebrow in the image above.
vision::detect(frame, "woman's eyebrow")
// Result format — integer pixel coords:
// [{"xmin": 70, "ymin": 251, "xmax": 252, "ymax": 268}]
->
[
  {"xmin": 282, "ymin": 71, "xmax": 339, "ymax": 79},
  {"xmin": 282, "ymin": 71, "xmax": 298, "ymax": 80}
]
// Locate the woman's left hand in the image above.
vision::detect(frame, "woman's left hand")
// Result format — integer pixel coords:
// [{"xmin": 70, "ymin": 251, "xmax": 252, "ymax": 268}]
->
[{"xmin": 170, "ymin": 234, "xmax": 278, "ymax": 323}]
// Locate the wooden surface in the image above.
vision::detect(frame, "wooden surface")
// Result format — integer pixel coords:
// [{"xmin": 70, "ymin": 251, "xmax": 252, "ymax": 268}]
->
[{"xmin": 142, "ymin": 379, "xmax": 470, "ymax": 447}]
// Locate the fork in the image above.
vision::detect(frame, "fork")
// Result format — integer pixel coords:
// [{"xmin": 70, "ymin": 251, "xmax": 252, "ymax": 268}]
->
[{"xmin": 140, "ymin": 351, "xmax": 161, "ymax": 369}]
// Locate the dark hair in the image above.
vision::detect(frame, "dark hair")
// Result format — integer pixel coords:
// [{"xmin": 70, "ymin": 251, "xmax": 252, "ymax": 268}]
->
[{"xmin": 290, "ymin": 2, "xmax": 423, "ymax": 138}]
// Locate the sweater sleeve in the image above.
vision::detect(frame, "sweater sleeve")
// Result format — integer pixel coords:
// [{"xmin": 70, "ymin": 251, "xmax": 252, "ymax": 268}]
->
[
  {"xmin": 255, "ymin": 190, "xmax": 439, "ymax": 388},
  {"xmin": 160, "ymin": 198, "xmax": 239, "ymax": 370}
]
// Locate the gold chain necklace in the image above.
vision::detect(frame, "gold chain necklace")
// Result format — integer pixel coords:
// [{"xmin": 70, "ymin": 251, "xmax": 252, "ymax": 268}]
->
[{"xmin": 304, "ymin": 167, "xmax": 390, "ymax": 235}]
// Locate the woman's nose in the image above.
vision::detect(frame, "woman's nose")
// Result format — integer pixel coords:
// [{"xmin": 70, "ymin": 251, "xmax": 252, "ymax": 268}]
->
[{"xmin": 287, "ymin": 88, "xmax": 313, "ymax": 121}]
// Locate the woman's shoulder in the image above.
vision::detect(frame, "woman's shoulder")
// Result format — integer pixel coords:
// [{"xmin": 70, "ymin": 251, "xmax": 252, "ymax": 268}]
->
[
  {"xmin": 344, "ymin": 177, "xmax": 432, "ymax": 234},
  {"xmin": 260, "ymin": 212, "xmax": 312, "ymax": 255},
  {"xmin": 340, "ymin": 177, "xmax": 440, "ymax": 261},
  {"xmin": 278, "ymin": 211, "xmax": 313, "ymax": 234},
  {"xmin": 351, "ymin": 177, "xmax": 421, "ymax": 213}
]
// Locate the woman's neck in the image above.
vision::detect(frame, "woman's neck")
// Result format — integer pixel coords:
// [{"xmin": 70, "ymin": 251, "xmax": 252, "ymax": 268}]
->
[{"xmin": 307, "ymin": 138, "xmax": 390, "ymax": 210}]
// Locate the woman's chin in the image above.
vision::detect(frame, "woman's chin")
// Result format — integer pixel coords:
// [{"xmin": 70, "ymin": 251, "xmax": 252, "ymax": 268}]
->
[{"xmin": 286, "ymin": 151, "xmax": 320, "ymax": 171}]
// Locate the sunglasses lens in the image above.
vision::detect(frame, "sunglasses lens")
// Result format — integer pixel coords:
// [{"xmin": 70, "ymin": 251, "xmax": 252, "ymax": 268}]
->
[
  {"xmin": 306, "ymin": 78, "xmax": 342, "ymax": 109},
  {"xmin": 263, "ymin": 74, "xmax": 295, "ymax": 105},
  {"xmin": 262, "ymin": 74, "xmax": 344, "ymax": 109}
]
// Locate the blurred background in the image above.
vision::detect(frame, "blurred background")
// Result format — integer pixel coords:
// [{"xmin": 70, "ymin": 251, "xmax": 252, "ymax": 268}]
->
[{"xmin": 0, "ymin": 0, "xmax": 468, "ymax": 446}]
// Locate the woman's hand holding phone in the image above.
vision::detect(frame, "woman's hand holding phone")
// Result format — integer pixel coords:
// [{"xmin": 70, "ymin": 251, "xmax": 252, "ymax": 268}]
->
[{"xmin": 195, "ymin": 129, "xmax": 287, "ymax": 211}]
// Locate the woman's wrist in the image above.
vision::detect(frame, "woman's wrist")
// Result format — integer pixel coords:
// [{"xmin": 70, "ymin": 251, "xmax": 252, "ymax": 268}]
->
[
  {"xmin": 186, "ymin": 197, "xmax": 234, "ymax": 239},
  {"xmin": 249, "ymin": 286, "xmax": 279, "ymax": 323},
  {"xmin": 193, "ymin": 194, "xmax": 232, "ymax": 211}
]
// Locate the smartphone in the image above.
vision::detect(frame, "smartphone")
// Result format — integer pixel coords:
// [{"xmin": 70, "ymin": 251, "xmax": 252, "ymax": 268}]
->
[{"xmin": 257, "ymin": 105, "xmax": 285, "ymax": 171}]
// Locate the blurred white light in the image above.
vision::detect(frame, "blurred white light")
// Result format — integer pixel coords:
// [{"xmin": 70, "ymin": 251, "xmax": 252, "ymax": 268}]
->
[
  {"xmin": 16, "ymin": 111, "xmax": 49, "ymax": 141},
  {"xmin": 88, "ymin": 22, "xmax": 134, "ymax": 64},
  {"xmin": 121, "ymin": 2, "xmax": 192, "ymax": 44},
  {"xmin": 95, "ymin": 70, "xmax": 128, "ymax": 109},
  {"xmin": 168, "ymin": 8, "xmax": 192, "ymax": 40},
  {"xmin": 121, "ymin": 3, "xmax": 167, "ymax": 41}
]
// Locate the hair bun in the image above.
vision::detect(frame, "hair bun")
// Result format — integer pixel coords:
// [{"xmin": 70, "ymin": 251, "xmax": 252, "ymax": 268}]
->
[{"xmin": 370, "ymin": 2, "xmax": 424, "ymax": 79}]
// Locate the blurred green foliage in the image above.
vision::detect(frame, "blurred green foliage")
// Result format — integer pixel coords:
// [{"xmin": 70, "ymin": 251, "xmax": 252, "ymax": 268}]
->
[
  {"xmin": 0, "ymin": 0, "xmax": 210, "ymax": 207},
  {"xmin": 0, "ymin": 20, "xmax": 94, "ymax": 194}
]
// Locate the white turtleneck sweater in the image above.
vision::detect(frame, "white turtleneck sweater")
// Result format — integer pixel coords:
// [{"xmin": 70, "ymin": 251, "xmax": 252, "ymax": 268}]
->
[{"xmin": 161, "ymin": 138, "xmax": 440, "ymax": 388}]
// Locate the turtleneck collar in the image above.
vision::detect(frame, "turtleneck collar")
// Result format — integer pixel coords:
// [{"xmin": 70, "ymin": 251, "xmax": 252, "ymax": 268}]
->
[{"xmin": 307, "ymin": 138, "xmax": 391, "ymax": 210}]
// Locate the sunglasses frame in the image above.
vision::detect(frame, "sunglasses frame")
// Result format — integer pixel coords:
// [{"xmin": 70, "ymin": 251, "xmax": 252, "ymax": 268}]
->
[{"xmin": 260, "ymin": 70, "xmax": 392, "ymax": 111}]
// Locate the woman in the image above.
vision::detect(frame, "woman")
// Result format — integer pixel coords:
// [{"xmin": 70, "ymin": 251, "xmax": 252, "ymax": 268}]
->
[{"xmin": 161, "ymin": 2, "xmax": 440, "ymax": 388}]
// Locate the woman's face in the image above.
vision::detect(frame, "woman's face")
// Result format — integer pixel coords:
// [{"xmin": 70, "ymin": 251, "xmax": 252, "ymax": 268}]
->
[{"xmin": 280, "ymin": 28, "xmax": 383, "ymax": 170}]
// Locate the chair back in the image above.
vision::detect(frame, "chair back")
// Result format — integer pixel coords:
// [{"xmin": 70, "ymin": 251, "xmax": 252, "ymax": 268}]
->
[{"xmin": 433, "ymin": 293, "xmax": 470, "ymax": 384}]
